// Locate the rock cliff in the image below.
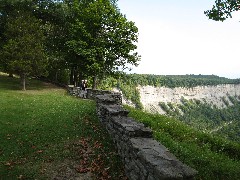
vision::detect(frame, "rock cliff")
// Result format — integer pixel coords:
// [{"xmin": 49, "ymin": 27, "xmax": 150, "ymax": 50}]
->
[{"xmin": 136, "ymin": 84, "xmax": 240, "ymax": 114}]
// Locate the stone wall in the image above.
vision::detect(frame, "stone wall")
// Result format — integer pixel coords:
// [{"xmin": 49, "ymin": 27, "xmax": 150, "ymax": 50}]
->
[
  {"xmin": 67, "ymin": 85, "xmax": 88, "ymax": 98},
  {"xmin": 88, "ymin": 89, "xmax": 197, "ymax": 180},
  {"xmin": 67, "ymin": 85, "xmax": 81, "ymax": 96}
]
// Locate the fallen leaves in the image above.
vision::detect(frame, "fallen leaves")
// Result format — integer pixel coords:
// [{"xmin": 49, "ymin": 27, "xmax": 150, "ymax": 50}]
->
[
  {"xmin": 36, "ymin": 150, "xmax": 43, "ymax": 154},
  {"xmin": 4, "ymin": 157, "xmax": 28, "ymax": 171},
  {"xmin": 5, "ymin": 162, "xmax": 13, "ymax": 166},
  {"xmin": 93, "ymin": 141, "xmax": 103, "ymax": 149},
  {"xmin": 74, "ymin": 137, "xmax": 113, "ymax": 180},
  {"xmin": 4, "ymin": 161, "xmax": 15, "ymax": 170},
  {"xmin": 0, "ymin": 104, "xmax": 126, "ymax": 179},
  {"xmin": 17, "ymin": 174, "xmax": 24, "ymax": 179}
]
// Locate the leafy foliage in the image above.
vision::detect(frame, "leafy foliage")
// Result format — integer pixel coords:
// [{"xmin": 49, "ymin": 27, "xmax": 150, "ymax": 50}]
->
[
  {"xmin": 66, "ymin": 0, "xmax": 140, "ymax": 88},
  {"xmin": 0, "ymin": 0, "xmax": 140, "ymax": 89},
  {"xmin": 0, "ymin": 4, "xmax": 48, "ymax": 90},
  {"xmin": 119, "ymin": 74, "xmax": 240, "ymax": 88},
  {"xmin": 205, "ymin": 0, "xmax": 240, "ymax": 21},
  {"xmin": 160, "ymin": 97, "xmax": 240, "ymax": 142}
]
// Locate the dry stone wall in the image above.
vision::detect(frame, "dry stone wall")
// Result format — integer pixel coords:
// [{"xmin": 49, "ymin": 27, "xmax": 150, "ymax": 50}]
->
[{"xmin": 86, "ymin": 89, "xmax": 197, "ymax": 180}]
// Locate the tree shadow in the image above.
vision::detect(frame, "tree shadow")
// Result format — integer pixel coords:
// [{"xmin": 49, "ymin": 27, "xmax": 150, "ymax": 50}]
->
[{"xmin": 0, "ymin": 75, "xmax": 47, "ymax": 91}]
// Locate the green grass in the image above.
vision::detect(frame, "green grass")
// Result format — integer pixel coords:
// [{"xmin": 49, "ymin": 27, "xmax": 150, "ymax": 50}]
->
[
  {"xmin": 0, "ymin": 75, "xmax": 125, "ymax": 179},
  {"xmin": 126, "ymin": 106, "xmax": 240, "ymax": 180}
]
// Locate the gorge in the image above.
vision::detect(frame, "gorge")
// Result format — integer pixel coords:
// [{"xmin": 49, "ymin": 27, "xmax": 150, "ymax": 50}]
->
[{"xmin": 137, "ymin": 84, "xmax": 240, "ymax": 114}]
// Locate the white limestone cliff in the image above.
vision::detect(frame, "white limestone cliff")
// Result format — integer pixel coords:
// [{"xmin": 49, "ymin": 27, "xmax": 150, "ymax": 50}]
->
[{"xmin": 137, "ymin": 84, "xmax": 240, "ymax": 114}]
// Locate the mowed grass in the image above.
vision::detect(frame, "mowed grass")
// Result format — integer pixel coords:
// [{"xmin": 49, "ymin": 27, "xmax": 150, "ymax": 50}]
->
[
  {"xmin": 0, "ymin": 75, "xmax": 125, "ymax": 179},
  {"xmin": 126, "ymin": 106, "xmax": 240, "ymax": 180}
]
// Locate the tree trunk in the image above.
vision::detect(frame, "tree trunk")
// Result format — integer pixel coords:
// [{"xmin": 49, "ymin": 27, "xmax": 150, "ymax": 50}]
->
[
  {"xmin": 8, "ymin": 73, "xmax": 13, "ymax": 78},
  {"xmin": 70, "ymin": 67, "xmax": 74, "ymax": 85},
  {"xmin": 55, "ymin": 70, "xmax": 58, "ymax": 82},
  {"xmin": 78, "ymin": 72, "xmax": 83, "ymax": 87},
  {"xmin": 92, "ymin": 75, "xmax": 97, "ymax": 90},
  {"xmin": 21, "ymin": 73, "xmax": 26, "ymax": 91},
  {"xmin": 74, "ymin": 67, "xmax": 78, "ymax": 86}
]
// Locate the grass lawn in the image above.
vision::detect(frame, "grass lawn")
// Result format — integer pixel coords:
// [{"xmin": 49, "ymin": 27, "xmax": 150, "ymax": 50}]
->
[{"xmin": 0, "ymin": 75, "xmax": 125, "ymax": 179}]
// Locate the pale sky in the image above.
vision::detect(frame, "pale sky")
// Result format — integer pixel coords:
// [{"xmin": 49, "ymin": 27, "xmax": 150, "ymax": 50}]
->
[{"xmin": 117, "ymin": 0, "xmax": 240, "ymax": 79}]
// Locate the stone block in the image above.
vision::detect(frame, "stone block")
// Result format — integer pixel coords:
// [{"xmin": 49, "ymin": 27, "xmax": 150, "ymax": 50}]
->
[
  {"xmin": 129, "ymin": 138, "xmax": 197, "ymax": 179},
  {"xmin": 147, "ymin": 174, "xmax": 156, "ymax": 180},
  {"xmin": 96, "ymin": 94, "xmax": 118, "ymax": 105},
  {"xmin": 87, "ymin": 89, "xmax": 121, "ymax": 100},
  {"xmin": 136, "ymin": 160, "xmax": 148, "ymax": 178},
  {"xmin": 128, "ymin": 170, "xmax": 139, "ymax": 180},
  {"xmin": 99, "ymin": 104, "xmax": 129, "ymax": 117},
  {"xmin": 111, "ymin": 116, "xmax": 153, "ymax": 138},
  {"xmin": 88, "ymin": 90, "xmax": 120, "ymax": 102}
]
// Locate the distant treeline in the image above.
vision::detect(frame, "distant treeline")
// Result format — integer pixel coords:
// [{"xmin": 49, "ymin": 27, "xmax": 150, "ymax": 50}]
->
[{"xmin": 119, "ymin": 74, "xmax": 240, "ymax": 88}]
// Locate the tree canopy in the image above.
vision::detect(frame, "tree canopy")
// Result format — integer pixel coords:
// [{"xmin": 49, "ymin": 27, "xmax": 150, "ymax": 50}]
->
[
  {"xmin": 0, "ymin": 0, "xmax": 140, "ymax": 89},
  {"xmin": 205, "ymin": 0, "xmax": 240, "ymax": 21},
  {"xmin": 66, "ymin": 0, "xmax": 140, "ymax": 88},
  {"xmin": 1, "ymin": 9, "xmax": 47, "ymax": 90}
]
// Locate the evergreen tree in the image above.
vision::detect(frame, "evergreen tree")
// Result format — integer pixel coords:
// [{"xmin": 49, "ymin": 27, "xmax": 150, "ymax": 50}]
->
[{"xmin": 1, "ymin": 9, "xmax": 47, "ymax": 90}]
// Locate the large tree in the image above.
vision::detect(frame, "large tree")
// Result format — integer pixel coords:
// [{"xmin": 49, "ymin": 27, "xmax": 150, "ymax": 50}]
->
[
  {"xmin": 0, "ymin": 0, "xmax": 68, "ymax": 85},
  {"xmin": 0, "ymin": 0, "xmax": 140, "ymax": 89},
  {"xmin": 205, "ymin": 0, "xmax": 240, "ymax": 21},
  {"xmin": 66, "ymin": 0, "xmax": 140, "ymax": 89},
  {"xmin": 1, "ymin": 9, "xmax": 47, "ymax": 90}
]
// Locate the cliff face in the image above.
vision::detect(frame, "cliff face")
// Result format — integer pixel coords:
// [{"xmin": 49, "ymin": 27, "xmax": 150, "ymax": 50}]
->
[{"xmin": 137, "ymin": 84, "xmax": 240, "ymax": 114}]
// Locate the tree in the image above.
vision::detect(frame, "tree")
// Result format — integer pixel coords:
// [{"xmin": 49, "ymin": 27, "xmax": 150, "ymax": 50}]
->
[
  {"xmin": 1, "ymin": 9, "xmax": 47, "ymax": 90},
  {"xmin": 0, "ymin": 0, "xmax": 68, "ymax": 82},
  {"xmin": 0, "ymin": 0, "xmax": 140, "ymax": 88},
  {"xmin": 205, "ymin": 0, "xmax": 240, "ymax": 21},
  {"xmin": 66, "ymin": 0, "xmax": 140, "ymax": 89},
  {"xmin": 38, "ymin": 1, "xmax": 71, "ymax": 84}
]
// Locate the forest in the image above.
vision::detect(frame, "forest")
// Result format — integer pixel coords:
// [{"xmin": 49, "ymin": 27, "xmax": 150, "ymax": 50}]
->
[
  {"xmin": 159, "ymin": 96, "xmax": 240, "ymax": 142},
  {"xmin": 0, "ymin": 0, "xmax": 140, "ymax": 90},
  {"xmin": 118, "ymin": 74, "xmax": 240, "ymax": 88}
]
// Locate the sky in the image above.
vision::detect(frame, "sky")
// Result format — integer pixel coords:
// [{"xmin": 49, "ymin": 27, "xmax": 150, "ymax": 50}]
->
[{"xmin": 117, "ymin": 0, "xmax": 240, "ymax": 79}]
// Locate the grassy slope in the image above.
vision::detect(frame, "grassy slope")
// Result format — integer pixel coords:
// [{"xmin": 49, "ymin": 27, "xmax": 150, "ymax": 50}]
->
[
  {"xmin": 126, "ymin": 106, "xmax": 240, "ymax": 180},
  {"xmin": 0, "ymin": 75, "xmax": 125, "ymax": 179}
]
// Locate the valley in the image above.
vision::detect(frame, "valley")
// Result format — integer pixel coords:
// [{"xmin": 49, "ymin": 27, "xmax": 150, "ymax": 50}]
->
[{"xmin": 138, "ymin": 84, "xmax": 240, "ymax": 113}]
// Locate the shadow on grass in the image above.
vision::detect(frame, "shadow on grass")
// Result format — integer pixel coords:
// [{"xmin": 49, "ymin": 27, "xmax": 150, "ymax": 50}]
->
[{"xmin": 0, "ymin": 75, "xmax": 49, "ymax": 91}]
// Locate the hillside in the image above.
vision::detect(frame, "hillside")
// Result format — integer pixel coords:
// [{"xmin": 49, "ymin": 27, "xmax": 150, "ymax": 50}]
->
[
  {"xmin": 99, "ymin": 74, "xmax": 240, "ymax": 142},
  {"xmin": 125, "ymin": 106, "xmax": 240, "ymax": 180},
  {"xmin": 136, "ymin": 84, "xmax": 240, "ymax": 142},
  {"xmin": 0, "ymin": 74, "xmax": 125, "ymax": 179},
  {"xmin": 1, "ymin": 74, "xmax": 240, "ymax": 179}
]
